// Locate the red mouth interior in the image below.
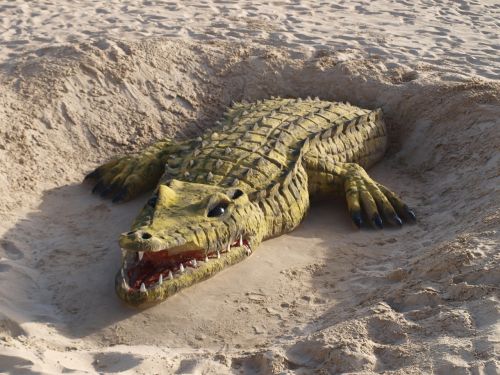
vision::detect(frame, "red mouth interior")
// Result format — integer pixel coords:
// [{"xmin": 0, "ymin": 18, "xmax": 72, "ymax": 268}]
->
[
  {"xmin": 127, "ymin": 239, "xmax": 249, "ymax": 290},
  {"xmin": 128, "ymin": 249, "xmax": 203, "ymax": 289}
]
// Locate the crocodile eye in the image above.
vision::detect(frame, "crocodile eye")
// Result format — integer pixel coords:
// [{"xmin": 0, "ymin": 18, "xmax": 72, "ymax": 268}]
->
[
  {"xmin": 207, "ymin": 202, "xmax": 228, "ymax": 217},
  {"xmin": 147, "ymin": 196, "xmax": 158, "ymax": 208}
]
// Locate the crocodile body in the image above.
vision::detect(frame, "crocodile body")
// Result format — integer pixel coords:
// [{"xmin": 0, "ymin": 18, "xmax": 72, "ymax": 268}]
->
[{"xmin": 86, "ymin": 97, "xmax": 415, "ymax": 306}]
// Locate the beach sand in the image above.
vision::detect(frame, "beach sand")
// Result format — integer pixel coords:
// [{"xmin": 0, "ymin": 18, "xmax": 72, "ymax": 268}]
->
[{"xmin": 0, "ymin": 1, "xmax": 498, "ymax": 374}]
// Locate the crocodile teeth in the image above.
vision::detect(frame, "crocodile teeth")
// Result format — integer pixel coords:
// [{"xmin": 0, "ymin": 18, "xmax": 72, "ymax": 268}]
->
[
  {"xmin": 122, "ymin": 279, "xmax": 130, "ymax": 291},
  {"xmin": 226, "ymin": 242, "xmax": 231, "ymax": 252},
  {"xmin": 159, "ymin": 274, "xmax": 163, "ymax": 285},
  {"xmin": 121, "ymin": 268, "xmax": 125, "ymax": 278},
  {"xmin": 140, "ymin": 283, "xmax": 147, "ymax": 293},
  {"xmin": 217, "ymin": 251, "xmax": 221, "ymax": 259},
  {"xmin": 179, "ymin": 263, "xmax": 185, "ymax": 273},
  {"xmin": 168, "ymin": 270, "xmax": 173, "ymax": 280},
  {"xmin": 245, "ymin": 246, "xmax": 252, "ymax": 255},
  {"xmin": 138, "ymin": 252, "xmax": 144, "ymax": 261},
  {"xmin": 205, "ymin": 255, "xmax": 209, "ymax": 262},
  {"xmin": 239, "ymin": 235, "xmax": 243, "ymax": 247},
  {"xmin": 192, "ymin": 259, "xmax": 197, "ymax": 267}
]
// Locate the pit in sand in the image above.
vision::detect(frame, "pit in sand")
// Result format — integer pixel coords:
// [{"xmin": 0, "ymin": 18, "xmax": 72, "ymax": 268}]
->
[{"xmin": 0, "ymin": 39, "xmax": 498, "ymax": 373}]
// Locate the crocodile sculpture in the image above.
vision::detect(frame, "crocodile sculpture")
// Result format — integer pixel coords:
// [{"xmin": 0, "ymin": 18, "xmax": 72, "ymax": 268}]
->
[{"xmin": 86, "ymin": 97, "xmax": 415, "ymax": 306}]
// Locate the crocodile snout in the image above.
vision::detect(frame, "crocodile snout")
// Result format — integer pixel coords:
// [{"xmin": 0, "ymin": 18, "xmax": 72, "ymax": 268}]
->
[{"xmin": 119, "ymin": 229, "xmax": 165, "ymax": 252}]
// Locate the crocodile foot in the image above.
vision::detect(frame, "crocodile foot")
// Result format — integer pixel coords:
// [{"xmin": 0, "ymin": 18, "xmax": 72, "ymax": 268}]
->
[
  {"xmin": 344, "ymin": 165, "xmax": 416, "ymax": 229},
  {"xmin": 85, "ymin": 153, "xmax": 163, "ymax": 202}
]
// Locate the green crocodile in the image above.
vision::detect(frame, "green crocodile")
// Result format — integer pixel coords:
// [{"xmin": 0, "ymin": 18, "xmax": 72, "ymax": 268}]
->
[{"xmin": 86, "ymin": 97, "xmax": 415, "ymax": 306}]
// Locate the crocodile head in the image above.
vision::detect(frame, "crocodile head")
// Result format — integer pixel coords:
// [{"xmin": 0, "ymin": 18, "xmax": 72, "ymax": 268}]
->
[{"xmin": 115, "ymin": 179, "xmax": 264, "ymax": 306}]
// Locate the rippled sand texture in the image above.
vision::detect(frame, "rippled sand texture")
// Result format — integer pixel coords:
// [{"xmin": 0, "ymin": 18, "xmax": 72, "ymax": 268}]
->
[
  {"xmin": 0, "ymin": 1, "xmax": 499, "ymax": 79},
  {"xmin": 0, "ymin": 2, "xmax": 499, "ymax": 375}
]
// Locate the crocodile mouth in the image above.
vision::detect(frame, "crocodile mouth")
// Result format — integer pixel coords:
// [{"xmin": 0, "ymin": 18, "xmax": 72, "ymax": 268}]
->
[{"xmin": 116, "ymin": 235, "xmax": 252, "ymax": 306}]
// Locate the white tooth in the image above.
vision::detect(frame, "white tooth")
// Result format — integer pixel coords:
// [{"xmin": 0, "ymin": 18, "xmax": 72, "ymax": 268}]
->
[
  {"xmin": 205, "ymin": 255, "xmax": 209, "ymax": 262},
  {"xmin": 168, "ymin": 270, "xmax": 173, "ymax": 280},
  {"xmin": 179, "ymin": 263, "xmax": 185, "ymax": 273},
  {"xmin": 227, "ymin": 243, "xmax": 231, "ymax": 252},
  {"xmin": 246, "ymin": 246, "xmax": 252, "ymax": 255},
  {"xmin": 122, "ymin": 279, "xmax": 130, "ymax": 290},
  {"xmin": 239, "ymin": 235, "xmax": 243, "ymax": 247},
  {"xmin": 217, "ymin": 251, "xmax": 221, "ymax": 259},
  {"xmin": 159, "ymin": 274, "xmax": 163, "ymax": 285},
  {"xmin": 140, "ymin": 283, "xmax": 147, "ymax": 293},
  {"xmin": 138, "ymin": 252, "xmax": 144, "ymax": 261},
  {"xmin": 121, "ymin": 268, "xmax": 125, "ymax": 278},
  {"xmin": 192, "ymin": 259, "xmax": 197, "ymax": 267}
]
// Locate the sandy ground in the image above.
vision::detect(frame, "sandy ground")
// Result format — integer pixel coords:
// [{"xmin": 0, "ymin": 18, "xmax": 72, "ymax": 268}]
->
[{"xmin": 0, "ymin": 1, "xmax": 499, "ymax": 375}]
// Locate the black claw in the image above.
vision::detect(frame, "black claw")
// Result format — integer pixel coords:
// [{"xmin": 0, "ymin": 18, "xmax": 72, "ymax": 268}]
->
[
  {"xmin": 406, "ymin": 207, "xmax": 417, "ymax": 221},
  {"xmin": 100, "ymin": 187, "xmax": 113, "ymax": 197},
  {"xmin": 373, "ymin": 214, "xmax": 383, "ymax": 229},
  {"xmin": 101, "ymin": 182, "xmax": 121, "ymax": 198},
  {"xmin": 92, "ymin": 181, "xmax": 105, "ymax": 194},
  {"xmin": 84, "ymin": 170, "xmax": 99, "ymax": 180},
  {"xmin": 352, "ymin": 212, "xmax": 363, "ymax": 229},
  {"xmin": 112, "ymin": 189, "xmax": 127, "ymax": 203},
  {"xmin": 393, "ymin": 214, "xmax": 403, "ymax": 227}
]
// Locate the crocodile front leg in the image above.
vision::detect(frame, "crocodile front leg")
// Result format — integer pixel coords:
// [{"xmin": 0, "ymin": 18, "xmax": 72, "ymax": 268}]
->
[
  {"xmin": 304, "ymin": 155, "xmax": 416, "ymax": 228},
  {"xmin": 85, "ymin": 138, "xmax": 180, "ymax": 202}
]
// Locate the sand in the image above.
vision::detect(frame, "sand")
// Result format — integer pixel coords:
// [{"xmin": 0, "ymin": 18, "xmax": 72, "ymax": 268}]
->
[{"xmin": 0, "ymin": 1, "xmax": 499, "ymax": 374}]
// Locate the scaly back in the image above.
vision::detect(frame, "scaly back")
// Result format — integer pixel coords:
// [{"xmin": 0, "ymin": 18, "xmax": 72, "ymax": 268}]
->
[{"xmin": 161, "ymin": 97, "xmax": 387, "ymax": 196}]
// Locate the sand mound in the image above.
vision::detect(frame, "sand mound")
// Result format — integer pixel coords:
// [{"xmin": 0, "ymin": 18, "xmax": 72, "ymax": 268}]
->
[{"xmin": 0, "ymin": 39, "xmax": 498, "ymax": 374}]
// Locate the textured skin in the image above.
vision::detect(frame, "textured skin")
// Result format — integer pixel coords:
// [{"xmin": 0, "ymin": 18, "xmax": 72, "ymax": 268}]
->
[{"xmin": 87, "ymin": 97, "xmax": 415, "ymax": 306}]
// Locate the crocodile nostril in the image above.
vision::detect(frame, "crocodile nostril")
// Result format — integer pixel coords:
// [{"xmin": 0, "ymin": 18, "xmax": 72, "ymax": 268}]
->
[
  {"xmin": 141, "ymin": 232, "xmax": 152, "ymax": 240},
  {"xmin": 126, "ymin": 231, "xmax": 136, "ymax": 236}
]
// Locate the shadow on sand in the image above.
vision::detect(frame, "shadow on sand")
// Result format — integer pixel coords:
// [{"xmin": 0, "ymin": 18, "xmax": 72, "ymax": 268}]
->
[{"xmin": 2, "ymin": 182, "xmax": 147, "ymax": 340}]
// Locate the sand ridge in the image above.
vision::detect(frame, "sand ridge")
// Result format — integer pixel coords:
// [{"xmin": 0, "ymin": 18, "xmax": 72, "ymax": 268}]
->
[{"xmin": 0, "ymin": 2, "xmax": 499, "ymax": 375}]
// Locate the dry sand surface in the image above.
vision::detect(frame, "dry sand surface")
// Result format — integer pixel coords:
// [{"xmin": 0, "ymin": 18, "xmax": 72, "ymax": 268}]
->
[{"xmin": 0, "ymin": 1, "xmax": 499, "ymax": 374}]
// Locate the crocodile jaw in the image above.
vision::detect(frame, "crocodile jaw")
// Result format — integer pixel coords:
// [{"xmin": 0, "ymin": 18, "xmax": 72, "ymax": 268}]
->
[{"xmin": 115, "ymin": 235, "xmax": 253, "ymax": 306}]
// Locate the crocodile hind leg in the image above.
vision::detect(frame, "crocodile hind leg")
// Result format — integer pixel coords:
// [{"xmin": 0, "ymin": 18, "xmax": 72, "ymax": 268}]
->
[
  {"xmin": 304, "ymin": 156, "xmax": 416, "ymax": 228},
  {"xmin": 85, "ymin": 138, "xmax": 185, "ymax": 202}
]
